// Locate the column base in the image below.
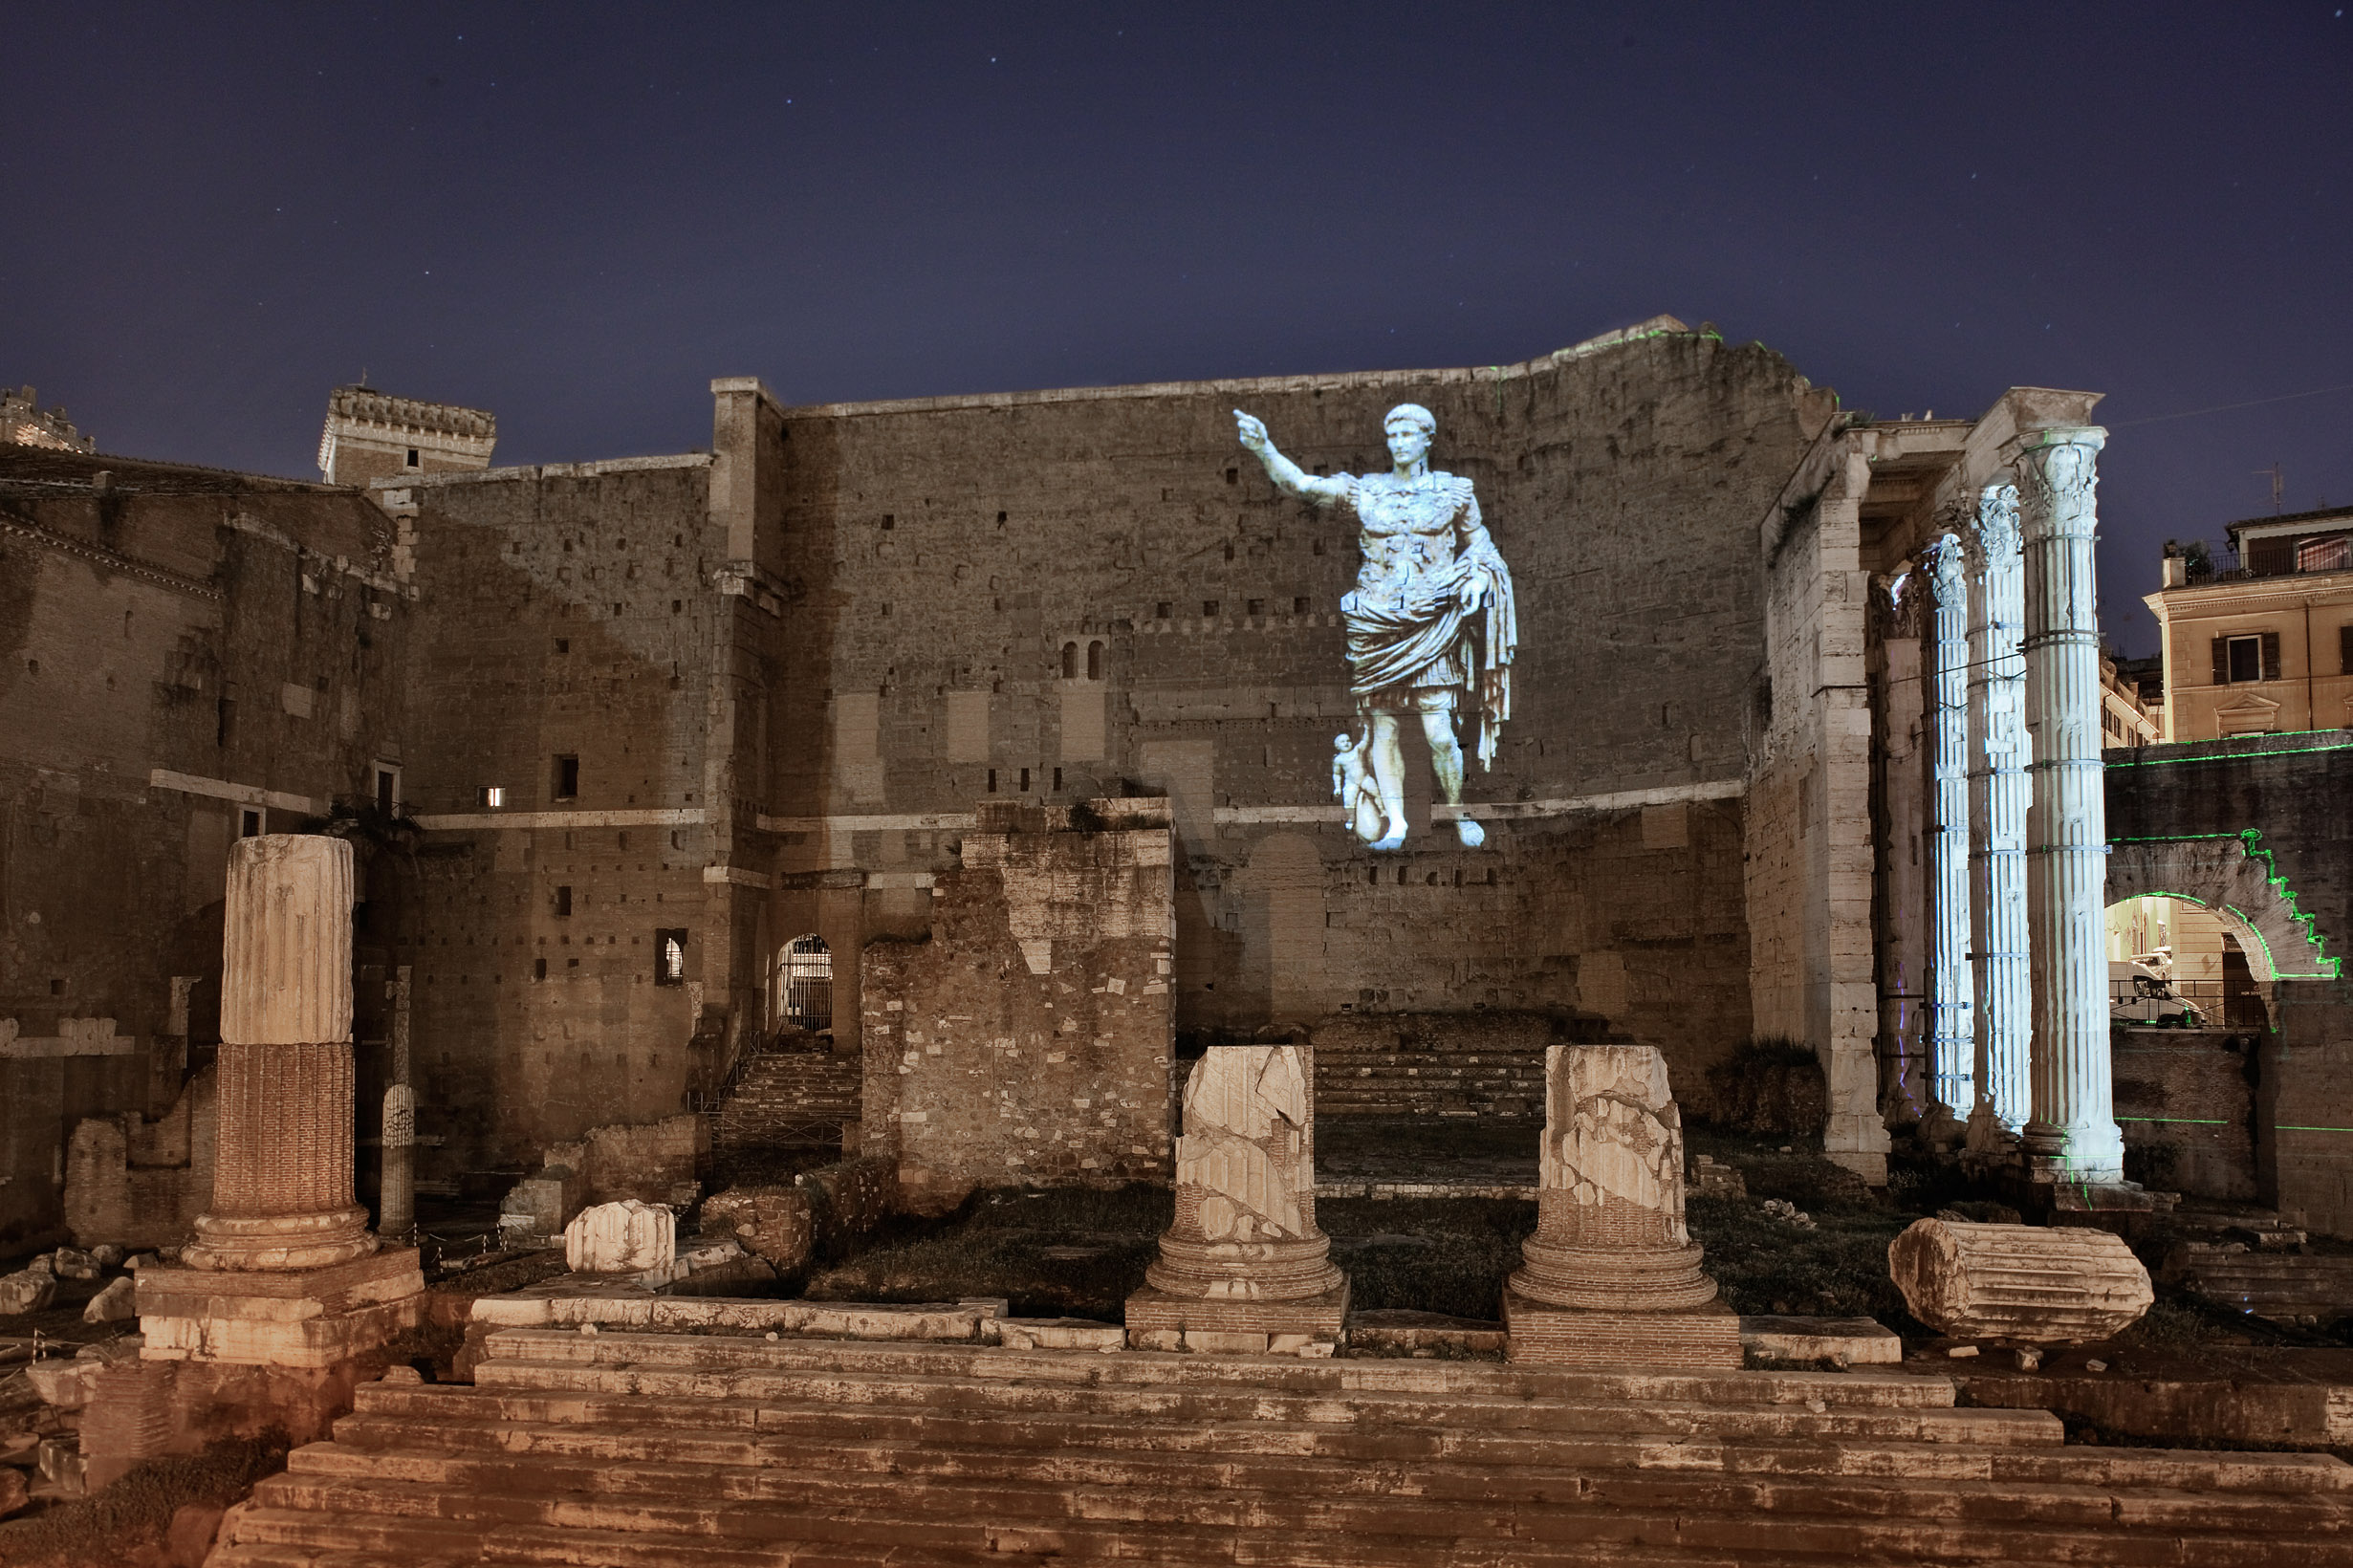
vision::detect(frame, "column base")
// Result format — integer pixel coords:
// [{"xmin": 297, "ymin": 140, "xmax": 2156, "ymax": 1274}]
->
[
  {"xmin": 1123, "ymin": 1281, "xmax": 1348, "ymax": 1354},
  {"xmin": 1503, "ymin": 1291, "xmax": 1743, "ymax": 1368},
  {"xmin": 1509, "ymin": 1241, "xmax": 1717, "ymax": 1312},
  {"xmin": 1143, "ymin": 1232, "xmax": 1344, "ymax": 1303},
  {"xmin": 185, "ymin": 1205, "xmax": 379, "ymax": 1273},
  {"xmin": 135, "ymin": 1248, "xmax": 425, "ymax": 1368}
]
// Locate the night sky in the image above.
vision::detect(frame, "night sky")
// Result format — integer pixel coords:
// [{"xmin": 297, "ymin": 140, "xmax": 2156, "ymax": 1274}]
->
[{"xmin": 7, "ymin": 3, "xmax": 2349, "ymax": 655}]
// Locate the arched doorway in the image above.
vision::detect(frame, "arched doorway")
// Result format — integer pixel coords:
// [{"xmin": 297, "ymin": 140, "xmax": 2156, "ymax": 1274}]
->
[
  {"xmin": 2106, "ymin": 831, "xmax": 2341, "ymax": 1030},
  {"xmin": 775, "ymin": 934, "xmax": 834, "ymax": 1034}
]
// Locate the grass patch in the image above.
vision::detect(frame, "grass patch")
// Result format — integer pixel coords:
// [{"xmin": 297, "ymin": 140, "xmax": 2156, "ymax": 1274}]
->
[
  {"xmin": 0, "ymin": 1430, "xmax": 289, "ymax": 1566},
  {"xmin": 802, "ymin": 1185, "xmax": 1166, "ymax": 1320},
  {"xmin": 1319, "ymin": 1197, "xmax": 1533, "ymax": 1321}
]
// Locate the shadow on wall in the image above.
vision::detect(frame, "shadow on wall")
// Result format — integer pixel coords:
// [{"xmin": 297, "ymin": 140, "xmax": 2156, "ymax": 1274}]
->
[{"xmin": 1698, "ymin": 1036, "xmax": 1828, "ymax": 1140}]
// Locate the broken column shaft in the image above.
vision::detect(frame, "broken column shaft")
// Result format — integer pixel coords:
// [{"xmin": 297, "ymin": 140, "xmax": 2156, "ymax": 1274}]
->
[{"xmin": 184, "ymin": 836, "xmax": 378, "ymax": 1272}]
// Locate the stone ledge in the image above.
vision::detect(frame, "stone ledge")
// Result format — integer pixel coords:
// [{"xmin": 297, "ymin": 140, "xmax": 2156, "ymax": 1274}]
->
[
  {"xmin": 471, "ymin": 1292, "xmax": 1010, "ymax": 1343},
  {"xmin": 1124, "ymin": 1283, "xmax": 1348, "ymax": 1354},
  {"xmin": 1739, "ymin": 1315, "xmax": 1904, "ymax": 1365},
  {"xmin": 1503, "ymin": 1291, "xmax": 1744, "ymax": 1368}
]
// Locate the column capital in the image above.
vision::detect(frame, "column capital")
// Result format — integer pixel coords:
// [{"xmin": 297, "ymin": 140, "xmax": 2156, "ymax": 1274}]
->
[
  {"xmin": 1972, "ymin": 480, "xmax": 2021, "ymax": 562},
  {"xmin": 1924, "ymin": 531, "xmax": 1966, "ymax": 600},
  {"xmin": 2013, "ymin": 427, "xmax": 2106, "ymax": 541}
]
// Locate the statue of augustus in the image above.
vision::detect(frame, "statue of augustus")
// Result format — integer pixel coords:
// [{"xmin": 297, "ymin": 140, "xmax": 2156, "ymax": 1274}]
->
[{"xmin": 1236, "ymin": 403, "xmax": 1516, "ymax": 850}]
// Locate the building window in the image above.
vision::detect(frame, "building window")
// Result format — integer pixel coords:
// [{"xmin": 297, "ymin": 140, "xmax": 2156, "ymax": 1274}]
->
[
  {"xmin": 1203, "ymin": 599, "xmax": 1219, "ymax": 618},
  {"xmin": 656, "ymin": 928, "xmax": 687, "ymax": 987},
  {"xmin": 987, "ymin": 768, "xmax": 997, "ymax": 793},
  {"xmin": 405, "ymin": 447, "xmax": 419, "ymax": 468},
  {"xmin": 534, "ymin": 957, "xmax": 547, "ymax": 981},
  {"xmin": 2212, "ymin": 633, "xmax": 2280, "ymax": 686},
  {"xmin": 555, "ymin": 885, "xmax": 573, "ymax": 917},
  {"xmin": 554, "ymin": 755, "xmax": 579, "ymax": 799},
  {"xmin": 373, "ymin": 765, "xmax": 401, "ymax": 816},
  {"xmin": 1086, "ymin": 641, "xmax": 1103, "ymax": 681},
  {"xmin": 240, "ymin": 808, "xmax": 264, "ymax": 838},
  {"xmin": 1061, "ymin": 642, "xmax": 1078, "ymax": 679},
  {"xmin": 478, "ymin": 785, "xmax": 504, "ymax": 808},
  {"xmin": 1019, "ymin": 767, "xmax": 1031, "ymax": 792},
  {"xmin": 1294, "ymin": 597, "xmax": 1310, "ymax": 615}
]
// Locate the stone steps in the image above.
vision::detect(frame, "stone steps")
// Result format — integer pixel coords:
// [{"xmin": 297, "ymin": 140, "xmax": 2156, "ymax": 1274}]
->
[
  {"xmin": 323, "ymin": 1401, "xmax": 2347, "ymax": 1496},
  {"xmin": 207, "ymin": 1331, "xmax": 2353, "ymax": 1567}
]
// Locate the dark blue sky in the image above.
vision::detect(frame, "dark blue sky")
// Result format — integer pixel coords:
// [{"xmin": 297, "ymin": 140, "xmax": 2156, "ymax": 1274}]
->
[{"xmin": 6, "ymin": 3, "xmax": 2349, "ymax": 654}]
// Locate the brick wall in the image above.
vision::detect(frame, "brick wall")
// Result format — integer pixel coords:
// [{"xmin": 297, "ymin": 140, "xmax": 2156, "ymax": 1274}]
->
[{"xmin": 861, "ymin": 800, "xmax": 1175, "ymax": 1213}]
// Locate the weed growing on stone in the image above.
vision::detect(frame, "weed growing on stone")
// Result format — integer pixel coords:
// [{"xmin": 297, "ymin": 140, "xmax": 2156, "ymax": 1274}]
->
[{"xmin": 0, "ymin": 1429, "xmax": 289, "ymax": 1566}]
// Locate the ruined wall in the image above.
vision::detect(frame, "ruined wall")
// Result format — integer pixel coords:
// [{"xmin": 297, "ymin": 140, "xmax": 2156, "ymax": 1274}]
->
[
  {"xmin": 752, "ymin": 326, "xmax": 1813, "ymax": 1104},
  {"xmin": 0, "ymin": 451, "xmax": 412, "ymax": 1246},
  {"xmin": 390, "ymin": 457, "xmax": 718, "ymax": 1174},
  {"xmin": 860, "ymin": 800, "xmax": 1174, "ymax": 1212},
  {"xmin": 2111, "ymin": 1030, "xmax": 2260, "ymax": 1201},
  {"xmin": 2104, "ymin": 732, "xmax": 2353, "ymax": 1234}
]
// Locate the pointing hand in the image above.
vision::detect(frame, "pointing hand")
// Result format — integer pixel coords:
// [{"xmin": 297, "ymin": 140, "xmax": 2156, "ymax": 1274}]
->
[{"xmin": 1234, "ymin": 410, "xmax": 1269, "ymax": 452}]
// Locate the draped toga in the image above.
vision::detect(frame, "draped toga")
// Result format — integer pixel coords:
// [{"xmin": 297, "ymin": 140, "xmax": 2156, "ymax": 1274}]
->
[{"xmin": 1335, "ymin": 470, "xmax": 1517, "ymax": 770}]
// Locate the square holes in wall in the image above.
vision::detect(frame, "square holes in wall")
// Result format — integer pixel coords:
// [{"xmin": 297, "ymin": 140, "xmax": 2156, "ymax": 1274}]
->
[
  {"xmin": 555, "ymin": 885, "xmax": 573, "ymax": 917},
  {"xmin": 553, "ymin": 755, "xmax": 579, "ymax": 800}
]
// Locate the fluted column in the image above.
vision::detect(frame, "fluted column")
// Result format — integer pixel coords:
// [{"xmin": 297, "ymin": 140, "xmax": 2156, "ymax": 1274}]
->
[
  {"xmin": 1924, "ymin": 534, "xmax": 1973, "ymax": 1126},
  {"xmin": 185, "ymin": 835, "xmax": 378, "ymax": 1271},
  {"xmin": 2017, "ymin": 428, "xmax": 2124, "ymax": 1180},
  {"xmin": 1967, "ymin": 483, "xmax": 2033, "ymax": 1144}
]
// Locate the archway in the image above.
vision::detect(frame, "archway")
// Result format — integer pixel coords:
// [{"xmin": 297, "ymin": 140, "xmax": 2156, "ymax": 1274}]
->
[
  {"xmin": 2106, "ymin": 831, "xmax": 2338, "ymax": 988},
  {"xmin": 774, "ymin": 934, "xmax": 834, "ymax": 1034}
]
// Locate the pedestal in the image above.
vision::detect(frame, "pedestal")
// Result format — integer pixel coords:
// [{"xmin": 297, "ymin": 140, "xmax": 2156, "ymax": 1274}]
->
[
  {"xmin": 1127, "ymin": 1044, "xmax": 1346, "ymax": 1351},
  {"xmin": 1505, "ymin": 1044, "xmax": 1740, "ymax": 1368},
  {"xmin": 136, "ymin": 1250, "xmax": 426, "ymax": 1368}
]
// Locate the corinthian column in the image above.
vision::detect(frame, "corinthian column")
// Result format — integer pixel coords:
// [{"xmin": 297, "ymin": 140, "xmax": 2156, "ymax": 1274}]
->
[
  {"xmin": 185, "ymin": 836, "xmax": 379, "ymax": 1270},
  {"xmin": 1923, "ymin": 534, "xmax": 1973, "ymax": 1129},
  {"xmin": 2016, "ymin": 429, "xmax": 2124, "ymax": 1180},
  {"xmin": 1968, "ymin": 484, "xmax": 2033, "ymax": 1144}
]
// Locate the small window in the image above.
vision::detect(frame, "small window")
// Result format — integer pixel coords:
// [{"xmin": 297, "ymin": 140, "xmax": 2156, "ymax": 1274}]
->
[
  {"xmin": 881, "ymin": 513, "xmax": 894, "ymax": 531},
  {"xmin": 534, "ymin": 957, "xmax": 547, "ymax": 981},
  {"xmin": 1155, "ymin": 601, "xmax": 1172, "ymax": 620},
  {"xmin": 1019, "ymin": 767, "xmax": 1031, "ymax": 792},
  {"xmin": 555, "ymin": 885, "xmax": 573, "ymax": 917},
  {"xmin": 1247, "ymin": 599, "xmax": 1264, "ymax": 617},
  {"xmin": 1053, "ymin": 767, "xmax": 1063, "ymax": 792},
  {"xmin": 555, "ymin": 638, "xmax": 569, "ymax": 653},
  {"xmin": 2228, "ymin": 635, "xmax": 2262, "ymax": 684},
  {"xmin": 1061, "ymin": 642, "xmax": 1078, "ymax": 679},
  {"xmin": 1086, "ymin": 641, "xmax": 1103, "ymax": 681},
  {"xmin": 240, "ymin": 808, "xmax": 263, "ymax": 838},
  {"xmin": 987, "ymin": 768, "xmax": 998, "ymax": 793},
  {"xmin": 656, "ymin": 929, "xmax": 688, "ymax": 986},
  {"xmin": 554, "ymin": 755, "xmax": 579, "ymax": 799},
  {"xmin": 478, "ymin": 785, "xmax": 504, "ymax": 808},
  {"xmin": 671, "ymin": 599, "xmax": 683, "ymax": 614},
  {"xmin": 405, "ymin": 447, "xmax": 419, "ymax": 468},
  {"xmin": 1224, "ymin": 467, "xmax": 1238, "ymax": 486},
  {"xmin": 1203, "ymin": 599, "xmax": 1219, "ymax": 618},
  {"xmin": 374, "ymin": 767, "xmax": 398, "ymax": 816}
]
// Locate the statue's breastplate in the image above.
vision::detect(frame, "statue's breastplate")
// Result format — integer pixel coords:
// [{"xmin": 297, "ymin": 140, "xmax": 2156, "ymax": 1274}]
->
[{"xmin": 1356, "ymin": 479, "xmax": 1460, "ymax": 593}]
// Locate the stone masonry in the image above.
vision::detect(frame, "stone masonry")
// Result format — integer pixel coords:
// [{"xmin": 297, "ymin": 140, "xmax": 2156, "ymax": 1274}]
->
[{"xmin": 860, "ymin": 798, "xmax": 1175, "ymax": 1213}]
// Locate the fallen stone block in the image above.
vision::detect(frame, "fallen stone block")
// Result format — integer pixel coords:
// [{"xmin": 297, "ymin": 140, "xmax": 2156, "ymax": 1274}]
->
[
  {"xmin": 82, "ymin": 1275, "xmax": 138, "ymax": 1323},
  {"xmin": 1888, "ymin": 1218, "xmax": 2151, "ymax": 1344},
  {"xmin": 0, "ymin": 1465, "xmax": 26, "ymax": 1520},
  {"xmin": 564, "ymin": 1199, "xmax": 674, "ymax": 1274},
  {"xmin": 25, "ymin": 1359, "xmax": 87, "ymax": 1408},
  {"xmin": 0, "ymin": 1269, "xmax": 57, "ymax": 1316}
]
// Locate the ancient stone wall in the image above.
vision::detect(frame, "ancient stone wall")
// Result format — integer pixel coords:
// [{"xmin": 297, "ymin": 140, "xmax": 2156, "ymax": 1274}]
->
[
  {"xmin": 0, "ymin": 451, "xmax": 413, "ymax": 1245},
  {"xmin": 388, "ymin": 458, "xmax": 719, "ymax": 1174},
  {"xmin": 2104, "ymin": 732, "xmax": 2353, "ymax": 1233},
  {"xmin": 2110, "ymin": 1030, "xmax": 2260, "ymax": 1201},
  {"xmin": 860, "ymin": 799, "xmax": 1175, "ymax": 1212},
  {"xmin": 756, "ymin": 328, "xmax": 1807, "ymax": 1108}
]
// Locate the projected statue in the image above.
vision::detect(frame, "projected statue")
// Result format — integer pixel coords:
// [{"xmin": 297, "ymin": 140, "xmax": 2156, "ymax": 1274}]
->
[{"xmin": 1237, "ymin": 403, "xmax": 1516, "ymax": 851}]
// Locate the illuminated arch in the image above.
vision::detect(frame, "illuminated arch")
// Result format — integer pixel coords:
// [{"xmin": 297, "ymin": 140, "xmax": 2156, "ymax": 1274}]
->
[{"xmin": 2105, "ymin": 831, "xmax": 2339, "ymax": 984}]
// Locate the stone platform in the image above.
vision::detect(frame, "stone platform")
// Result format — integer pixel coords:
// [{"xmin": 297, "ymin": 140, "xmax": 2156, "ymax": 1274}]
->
[
  {"xmin": 206, "ymin": 1327, "xmax": 2353, "ymax": 1565},
  {"xmin": 1503, "ymin": 1290, "xmax": 1743, "ymax": 1368},
  {"xmin": 1123, "ymin": 1281, "xmax": 1348, "ymax": 1354},
  {"xmin": 134, "ymin": 1248, "xmax": 425, "ymax": 1368}
]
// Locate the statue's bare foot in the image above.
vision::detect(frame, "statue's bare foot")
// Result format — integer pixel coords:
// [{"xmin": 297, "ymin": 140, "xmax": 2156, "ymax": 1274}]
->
[
  {"xmin": 1454, "ymin": 817, "xmax": 1486, "ymax": 848},
  {"xmin": 1368, "ymin": 830, "xmax": 1407, "ymax": 853}
]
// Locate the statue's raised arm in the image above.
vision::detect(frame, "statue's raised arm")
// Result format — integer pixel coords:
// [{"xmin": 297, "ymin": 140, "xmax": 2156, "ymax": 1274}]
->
[{"xmin": 1235, "ymin": 411, "xmax": 1352, "ymax": 507}]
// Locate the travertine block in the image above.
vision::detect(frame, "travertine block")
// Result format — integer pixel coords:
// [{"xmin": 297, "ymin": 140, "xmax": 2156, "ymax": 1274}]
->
[
  {"xmin": 1887, "ymin": 1218, "xmax": 2151, "ymax": 1344},
  {"xmin": 565, "ymin": 1200, "xmax": 675, "ymax": 1274},
  {"xmin": 1507, "ymin": 1044, "xmax": 1739, "ymax": 1367}
]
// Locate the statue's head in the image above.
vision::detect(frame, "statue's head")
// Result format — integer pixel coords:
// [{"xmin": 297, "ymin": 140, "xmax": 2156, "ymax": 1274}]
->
[{"xmin": 1384, "ymin": 403, "xmax": 1435, "ymax": 468}]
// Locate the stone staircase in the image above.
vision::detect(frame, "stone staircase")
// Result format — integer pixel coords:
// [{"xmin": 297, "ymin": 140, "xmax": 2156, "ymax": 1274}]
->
[
  {"xmin": 1313, "ymin": 1041, "xmax": 1546, "ymax": 1121},
  {"xmin": 208, "ymin": 1329, "xmax": 2353, "ymax": 1565},
  {"xmin": 713, "ymin": 1048, "xmax": 861, "ymax": 1156}
]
